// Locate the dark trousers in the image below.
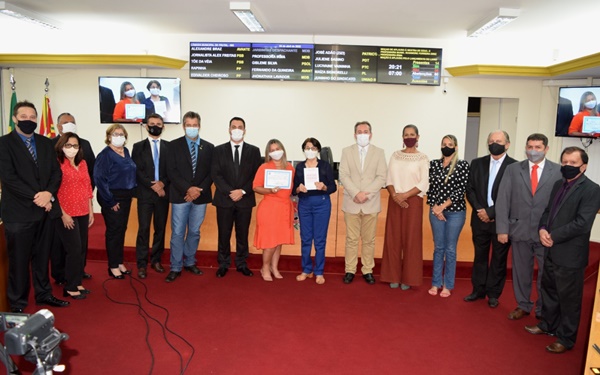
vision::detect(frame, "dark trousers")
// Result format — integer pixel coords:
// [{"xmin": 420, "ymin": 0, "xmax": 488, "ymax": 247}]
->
[
  {"xmin": 54, "ymin": 215, "xmax": 88, "ymax": 292},
  {"xmin": 4, "ymin": 215, "xmax": 53, "ymax": 309},
  {"xmin": 539, "ymin": 254, "xmax": 585, "ymax": 349},
  {"xmin": 470, "ymin": 225, "xmax": 511, "ymax": 298},
  {"xmin": 51, "ymin": 220, "xmax": 90, "ymax": 282},
  {"xmin": 135, "ymin": 196, "xmax": 169, "ymax": 268},
  {"xmin": 100, "ymin": 190, "xmax": 133, "ymax": 268},
  {"xmin": 216, "ymin": 205, "xmax": 252, "ymax": 269}
]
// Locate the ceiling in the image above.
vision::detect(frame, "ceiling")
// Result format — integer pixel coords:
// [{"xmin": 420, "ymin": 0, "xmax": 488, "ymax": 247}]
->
[{"xmin": 1, "ymin": 0, "xmax": 600, "ymax": 79}]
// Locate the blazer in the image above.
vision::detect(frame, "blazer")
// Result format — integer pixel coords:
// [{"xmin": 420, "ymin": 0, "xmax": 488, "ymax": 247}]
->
[
  {"xmin": 167, "ymin": 136, "xmax": 214, "ymax": 205},
  {"xmin": 465, "ymin": 154, "xmax": 517, "ymax": 231},
  {"xmin": 211, "ymin": 141, "xmax": 262, "ymax": 208},
  {"xmin": 0, "ymin": 131, "xmax": 62, "ymax": 222},
  {"xmin": 132, "ymin": 138, "xmax": 170, "ymax": 202},
  {"xmin": 52, "ymin": 135, "xmax": 96, "ymax": 190},
  {"xmin": 338, "ymin": 143, "xmax": 387, "ymax": 215},
  {"xmin": 539, "ymin": 175, "xmax": 600, "ymax": 268},
  {"xmin": 495, "ymin": 159, "xmax": 562, "ymax": 242}
]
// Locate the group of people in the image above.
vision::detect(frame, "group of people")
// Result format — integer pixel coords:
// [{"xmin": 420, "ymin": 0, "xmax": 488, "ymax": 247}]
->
[{"xmin": 1, "ymin": 101, "xmax": 599, "ymax": 355}]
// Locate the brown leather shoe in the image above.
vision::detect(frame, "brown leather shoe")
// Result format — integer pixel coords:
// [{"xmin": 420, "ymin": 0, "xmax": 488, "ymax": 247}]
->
[
  {"xmin": 546, "ymin": 341, "xmax": 569, "ymax": 354},
  {"xmin": 525, "ymin": 325, "xmax": 546, "ymax": 335},
  {"xmin": 508, "ymin": 307, "xmax": 530, "ymax": 320},
  {"xmin": 152, "ymin": 263, "xmax": 165, "ymax": 273},
  {"xmin": 138, "ymin": 268, "xmax": 147, "ymax": 279}
]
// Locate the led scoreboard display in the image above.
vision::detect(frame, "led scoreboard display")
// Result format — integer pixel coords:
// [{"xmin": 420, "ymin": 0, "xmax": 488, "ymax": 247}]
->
[
  {"xmin": 377, "ymin": 47, "xmax": 442, "ymax": 85},
  {"xmin": 189, "ymin": 42, "xmax": 251, "ymax": 79},
  {"xmin": 313, "ymin": 45, "xmax": 378, "ymax": 83},
  {"xmin": 250, "ymin": 44, "xmax": 314, "ymax": 81}
]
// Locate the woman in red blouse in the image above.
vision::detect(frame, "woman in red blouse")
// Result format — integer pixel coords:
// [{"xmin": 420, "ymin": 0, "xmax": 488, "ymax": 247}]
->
[{"xmin": 55, "ymin": 133, "xmax": 94, "ymax": 299}]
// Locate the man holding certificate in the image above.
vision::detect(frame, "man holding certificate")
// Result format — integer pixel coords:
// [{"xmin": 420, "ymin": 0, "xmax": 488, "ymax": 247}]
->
[
  {"xmin": 339, "ymin": 121, "xmax": 387, "ymax": 285},
  {"xmin": 253, "ymin": 139, "xmax": 295, "ymax": 281},
  {"xmin": 293, "ymin": 137, "xmax": 337, "ymax": 285}
]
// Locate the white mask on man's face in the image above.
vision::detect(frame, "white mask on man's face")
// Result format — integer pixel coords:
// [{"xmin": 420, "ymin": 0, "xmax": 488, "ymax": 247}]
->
[
  {"xmin": 231, "ymin": 129, "xmax": 244, "ymax": 142},
  {"xmin": 356, "ymin": 134, "xmax": 370, "ymax": 147},
  {"xmin": 61, "ymin": 122, "xmax": 77, "ymax": 134}
]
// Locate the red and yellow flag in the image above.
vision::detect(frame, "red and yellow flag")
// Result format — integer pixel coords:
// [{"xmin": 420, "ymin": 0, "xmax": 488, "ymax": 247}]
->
[{"xmin": 40, "ymin": 94, "xmax": 56, "ymax": 137}]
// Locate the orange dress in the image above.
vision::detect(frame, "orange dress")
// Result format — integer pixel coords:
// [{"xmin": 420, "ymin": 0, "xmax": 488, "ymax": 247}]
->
[{"xmin": 253, "ymin": 161, "xmax": 295, "ymax": 249}]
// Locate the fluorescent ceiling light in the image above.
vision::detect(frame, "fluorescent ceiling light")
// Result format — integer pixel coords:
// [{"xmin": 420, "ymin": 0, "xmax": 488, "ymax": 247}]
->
[
  {"xmin": 230, "ymin": 1, "xmax": 264, "ymax": 32},
  {"xmin": 0, "ymin": 1, "xmax": 60, "ymax": 29},
  {"xmin": 468, "ymin": 8, "xmax": 519, "ymax": 38}
]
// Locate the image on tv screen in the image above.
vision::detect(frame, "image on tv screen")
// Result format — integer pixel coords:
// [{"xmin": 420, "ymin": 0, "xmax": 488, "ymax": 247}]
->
[{"xmin": 555, "ymin": 86, "xmax": 600, "ymax": 138}]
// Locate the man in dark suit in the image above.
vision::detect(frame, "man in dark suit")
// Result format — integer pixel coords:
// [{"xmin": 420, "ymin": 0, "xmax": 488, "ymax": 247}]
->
[
  {"xmin": 165, "ymin": 111, "xmax": 214, "ymax": 283},
  {"xmin": 0, "ymin": 101, "xmax": 69, "ymax": 312},
  {"xmin": 211, "ymin": 117, "xmax": 262, "ymax": 278},
  {"xmin": 525, "ymin": 147, "xmax": 600, "ymax": 353},
  {"xmin": 50, "ymin": 112, "xmax": 96, "ymax": 283},
  {"xmin": 464, "ymin": 130, "xmax": 517, "ymax": 308},
  {"xmin": 132, "ymin": 113, "xmax": 170, "ymax": 279},
  {"xmin": 496, "ymin": 133, "xmax": 562, "ymax": 320}
]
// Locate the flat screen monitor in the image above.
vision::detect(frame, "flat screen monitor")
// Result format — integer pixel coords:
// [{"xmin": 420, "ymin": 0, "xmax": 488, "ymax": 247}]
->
[
  {"xmin": 98, "ymin": 77, "xmax": 181, "ymax": 124},
  {"xmin": 555, "ymin": 86, "xmax": 600, "ymax": 138}
]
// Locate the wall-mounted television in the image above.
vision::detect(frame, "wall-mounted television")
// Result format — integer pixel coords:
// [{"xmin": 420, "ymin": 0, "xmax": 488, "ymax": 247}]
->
[
  {"xmin": 555, "ymin": 86, "xmax": 600, "ymax": 138},
  {"xmin": 98, "ymin": 77, "xmax": 181, "ymax": 124}
]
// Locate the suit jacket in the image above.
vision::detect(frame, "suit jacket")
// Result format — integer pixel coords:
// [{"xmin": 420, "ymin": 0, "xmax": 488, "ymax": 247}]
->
[
  {"xmin": 211, "ymin": 141, "xmax": 262, "ymax": 208},
  {"xmin": 132, "ymin": 138, "xmax": 170, "ymax": 202},
  {"xmin": 465, "ymin": 154, "xmax": 517, "ymax": 231},
  {"xmin": 539, "ymin": 175, "xmax": 600, "ymax": 268},
  {"xmin": 338, "ymin": 143, "xmax": 387, "ymax": 214},
  {"xmin": 52, "ymin": 135, "xmax": 96, "ymax": 190},
  {"xmin": 0, "ymin": 131, "xmax": 62, "ymax": 222},
  {"xmin": 167, "ymin": 136, "xmax": 214, "ymax": 204},
  {"xmin": 495, "ymin": 159, "xmax": 562, "ymax": 242}
]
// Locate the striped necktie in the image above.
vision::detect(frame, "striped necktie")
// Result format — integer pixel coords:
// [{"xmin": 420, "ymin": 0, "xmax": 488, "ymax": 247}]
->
[
  {"xmin": 190, "ymin": 142, "xmax": 197, "ymax": 176},
  {"xmin": 25, "ymin": 137, "xmax": 37, "ymax": 164}
]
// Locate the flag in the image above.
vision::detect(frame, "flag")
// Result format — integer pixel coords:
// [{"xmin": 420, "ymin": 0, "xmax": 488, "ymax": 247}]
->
[
  {"xmin": 8, "ymin": 91, "xmax": 17, "ymax": 132},
  {"xmin": 40, "ymin": 94, "xmax": 56, "ymax": 138}
]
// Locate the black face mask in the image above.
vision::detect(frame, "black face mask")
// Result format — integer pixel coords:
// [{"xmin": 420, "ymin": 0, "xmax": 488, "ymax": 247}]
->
[
  {"xmin": 560, "ymin": 165, "xmax": 583, "ymax": 180},
  {"xmin": 147, "ymin": 126, "xmax": 163, "ymax": 136},
  {"xmin": 441, "ymin": 147, "xmax": 455, "ymax": 157},
  {"xmin": 17, "ymin": 120, "xmax": 37, "ymax": 135},
  {"xmin": 488, "ymin": 143, "xmax": 505, "ymax": 156}
]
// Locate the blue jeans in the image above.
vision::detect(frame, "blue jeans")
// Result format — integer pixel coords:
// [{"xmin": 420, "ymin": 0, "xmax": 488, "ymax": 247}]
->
[
  {"xmin": 298, "ymin": 195, "xmax": 331, "ymax": 276},
  {"xmin": 170, "ymin": 202, "xmax": 206, "ymax": 272},
  {"xmin": 429, "ymin": 210, "xmax": 466, "ymax": 290}
]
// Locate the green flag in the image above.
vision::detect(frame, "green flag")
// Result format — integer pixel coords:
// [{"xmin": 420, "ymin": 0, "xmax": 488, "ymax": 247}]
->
[{"xmin": 8, "ymin": 91, "xmax": 17, "ymax": 132}]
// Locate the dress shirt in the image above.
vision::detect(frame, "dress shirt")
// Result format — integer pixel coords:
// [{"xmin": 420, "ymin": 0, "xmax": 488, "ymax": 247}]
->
[
  {"xmin": 230, "ymin": 140, "xmax": 244, "ymax": 162},
  {"xmin": 17, "ymin": 132, "xmax": 37, "ymax": 160},
  {"xmin": 528, "ymin": 158, "xmax": 545, "ymax": 182},
  {"xmin": 148, "ymin": 137, "xmax": 162, "ymax": 160}
]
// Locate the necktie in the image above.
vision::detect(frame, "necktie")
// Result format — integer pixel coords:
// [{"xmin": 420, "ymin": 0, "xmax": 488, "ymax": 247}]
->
[
  {"xmin": 360, "ymin": 147, "xmax": 366, "ymax": 170},
  {"xmin": 190, "ymin": 142, "xmax": 197, "ymax": 177},
  {"xmin": 531, "ymin": 164, "xmax": 539, "ymax": 196},
  {"xmin": 152, "ymin": 139, "xmax": 160, "ymax": 181},
  {"xmin": 487, "ymin": 159, "xmax": 499, "ymax": 206},
  {"xmin": 25, "ymin": 137, "xmax": 37, "ymax": 164},
  {"xmin": 234, "ymin": 145, "xmax": 240, "ymax": 175}
]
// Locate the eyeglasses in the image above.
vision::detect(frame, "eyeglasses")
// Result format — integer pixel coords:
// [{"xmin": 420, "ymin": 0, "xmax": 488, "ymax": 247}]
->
[
  {"xmin": 64, "ymin": 144, "xmax": 80, "ymax": 149},
  {"xmin": 304, "ymin": 147, "xmax": 318, "ymax": 152}
]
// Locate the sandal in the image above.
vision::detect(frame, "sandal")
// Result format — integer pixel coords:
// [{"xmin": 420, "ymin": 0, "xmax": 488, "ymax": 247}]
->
[
  {"xmin": 315, "ymin": 275, "xmax": 325, "ymax": 285},
  {"xmin": 440, "ymin": 288, "xmax": 451, "ymax": 298},
  {"xmin": 428, "ymin": 286, "xmax": 439, "ymax": 296},
  {"xmin": 260, "ymin": 269, "xmax": 273, "ymax": 282},
  {"xmin": 271, "ymin": 268, "xmax": 283, "ymax": 279},
  {"xmin": 296, "ymin": 272, "xmax": 313, "ymax": 281}
]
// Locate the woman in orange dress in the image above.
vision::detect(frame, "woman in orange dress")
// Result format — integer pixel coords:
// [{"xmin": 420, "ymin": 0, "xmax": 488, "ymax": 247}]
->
[
  {"xmin": 253, "ymin": 139, "xmax": 295, "ymax": 281},
  {"xmin": 568, "ymin": 91, "xmax": 599, "ymax": 137}
]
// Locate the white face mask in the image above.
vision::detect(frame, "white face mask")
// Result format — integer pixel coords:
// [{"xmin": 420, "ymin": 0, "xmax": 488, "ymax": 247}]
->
[
  {"xmin": 231, "ymin": 128, "xmax": 244, "ymax": 142},
  {"xmin": 149, "ymin": 88, "xmax": 161, "ymax": 96},
  {"xmin": 356, "ymin": 133, "xmax": 370, "ymax": 147},
  {"xmin": 269, "ymin": 150, "xmax": 284, "ymax": 161},
  {"xmin": 124, "ymin": 89, "xmax": 136, "ymax": 98},
  {"xmin": 585, "ymin": 100, "xmax": 597, "ymax": 109},
  {"xmin": 61, "ymin": 122, "xmax": 77, "ymax": 134},
  {"xmin": 304, "ymin": 150, "xmax": 318, "ymax": 160},
  {"xmin": 111, "ymin": 135, "xmax": 126, "ymax": 147},
  {"xmin": 63, "ymin": 147, "xmax": 78, "ymax": 159}
]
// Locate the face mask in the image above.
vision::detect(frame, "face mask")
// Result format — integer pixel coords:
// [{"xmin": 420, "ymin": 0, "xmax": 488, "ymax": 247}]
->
[
  {"xmin": 111, "ymin": 135, "xmax": 126, "ymax": 148},
  {"xmin": 125, "ymin": 89, "xmax": 136, "ymax": 98},
  {"xmin": 185, "ymin": 127, "xmax": 199, "ymax": 139},
  {"xmin": 147, "ymin": 126, "xmax": 163, "ymax": 136},
  {"xmin": 63, "ymin": 147, "xmax": 78, "ymax": 158},
  {"xmin": 61, "ymin": 122, "xmax": 77, "ymax": 134},
  {"xmin": 17, "ymin": 120, "xmax": 37, "ymax": 135},
  {"xmin": 584, "ymin": 100, "xmax": 597, "ymax": 109},
  {"xmin": 441, "ymin": 146, "xmax": 455, "ymax": 157},
  {"xmin": 356, "ymin": 134, "xmax": 370, "ymax": 147},
  {"xmin": 304, "ymin": 150, "xmax": 318, "ymax": 159},
  {"xmin": 560, "ymin": 165, "xmax": 582, "ymax": 180},
  {"xmin": 488, "ymin": 143, "xmax": 506, "ymax": 156},
  {"xmin": 231, "ymin": 128, "xmax": 244, "ymax": 142},
  {"xmin": 526, "ymin": 149, "xmax": 545, "ymax": 163},
  {"xmin": 404, "ymin": 137, "xmax": 417, "ymax": 148},
  {"xmin": 149, "ymin": 88, "xmax": 161, "ymax": 96},
  {"xmin": 269, "ymin": 150, "xmax": 284, "ymax": 161}
]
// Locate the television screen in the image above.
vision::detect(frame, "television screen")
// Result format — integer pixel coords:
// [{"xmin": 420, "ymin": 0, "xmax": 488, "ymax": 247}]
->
[
  {"xmin": 98, "ymin": 77, "xmax": 181, "ymax": 124},
  {"xmin": 555, "ymin": 86, "xmax": 600, "ymax": 137}
]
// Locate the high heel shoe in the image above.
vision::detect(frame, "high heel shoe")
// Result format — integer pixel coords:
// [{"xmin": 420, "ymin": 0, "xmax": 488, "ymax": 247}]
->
[
  {"xmin": 108, "ymin": 268, "xmax": 124, "ymax": 279},
  {"xmin": 63, "ymin": 289, "xmax": 86, "ymax": 300},
  {"xmin": 118, "ymin": 266, "xmax": 131, "ymax": 275},
  {"xmin": 260, "ymin": 269, "xmax": 273, "ymax": 282},
  {"xmin": 270, "ymin": 267, "xmax": 283, "ymax": 279},
  {"xmin": 77, "ymin": 287, "xmax": 91, "ymax": 294},
  {"xmin": 296, "ymin": 272, "xmax": 314, "ymax": 281}
]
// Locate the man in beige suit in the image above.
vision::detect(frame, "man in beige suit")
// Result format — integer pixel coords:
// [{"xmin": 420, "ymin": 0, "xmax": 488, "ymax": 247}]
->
[{"xmin": 339, "ymin": 121, "xmax": 387, "ymax": 284}]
